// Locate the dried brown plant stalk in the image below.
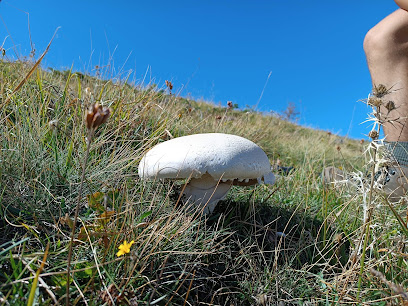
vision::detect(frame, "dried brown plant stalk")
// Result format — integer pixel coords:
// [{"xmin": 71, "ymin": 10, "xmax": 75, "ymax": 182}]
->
[
  {"xmin": 370, "ymin": 268, "xmax": 408, "ymax": 302},
  {"xmin": 66, "ymin": 103, "xmax": 111, "ymax": 305}
]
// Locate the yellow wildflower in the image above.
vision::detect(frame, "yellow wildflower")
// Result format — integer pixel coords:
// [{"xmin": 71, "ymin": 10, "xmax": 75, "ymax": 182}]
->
[{"xmin": 116, "ymin": 240, "xmax": 134, "ymax": 257}]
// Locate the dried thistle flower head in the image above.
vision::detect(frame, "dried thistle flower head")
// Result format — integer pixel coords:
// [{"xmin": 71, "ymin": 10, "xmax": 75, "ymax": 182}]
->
[
  {"xmin": 385, "ymin": 100, "xmax": 396, "ymax": 112},
  {"xmin": 372, "ymin": 84, "xmax": 389, "ymax": 98},
  {"xmin": 227, "ymin": 101, "xmax": 233, "ymax": 109},
  {"xmin": 368, "ymin": 130, "xmax": 379, "ymax": 140},
  {"xmin": 367, "ymin": 97, "xmax": 382, "ymax": 107},
  {"xmin": 165, "ymin": 80, "xmax": 173, "ymax": 91},
  {"xmin": 85, "ymin": 103, "xmax": 111, "ymax": 130}
]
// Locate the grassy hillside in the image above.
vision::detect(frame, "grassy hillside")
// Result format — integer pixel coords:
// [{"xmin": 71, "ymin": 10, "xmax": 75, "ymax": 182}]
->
[{"xmin": 1, "ymin": 60, "xmax": 407, "ymax": 305}]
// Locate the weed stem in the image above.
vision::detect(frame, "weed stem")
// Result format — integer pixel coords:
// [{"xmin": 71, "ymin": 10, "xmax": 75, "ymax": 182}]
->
[
  {"xmin": 357, "ymin": 110, "xmax": 381, "ymax": 299},
  {"xmin": 66, "ymin": 129, "xmax": 93, "ymax": 305}
]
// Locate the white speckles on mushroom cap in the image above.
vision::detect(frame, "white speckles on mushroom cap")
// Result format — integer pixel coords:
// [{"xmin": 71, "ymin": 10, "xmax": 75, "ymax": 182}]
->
[{"xmin": 138, "ymin": 133, "xmax": 274, "ymax": 183}]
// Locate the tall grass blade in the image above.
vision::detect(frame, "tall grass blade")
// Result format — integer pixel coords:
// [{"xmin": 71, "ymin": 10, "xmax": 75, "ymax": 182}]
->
[
  {"xmin": 3, "ymin": 27, "xmax": 60, "ymax": 107},
  {"xmin": 27, "ymin": 243, "xmax": 49, "ymax": 306}
]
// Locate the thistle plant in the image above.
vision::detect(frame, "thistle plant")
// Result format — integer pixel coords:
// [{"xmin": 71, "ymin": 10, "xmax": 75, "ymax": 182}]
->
[
  {"xmin": 328, "ymin": 83, "xmax": 408, "ymax": 301},
  {"xmin": 354, "ymin": 83, "xmax": 405, "ymax": 298},
  {"xmin": 66, "ymin": 102, "xmax": 111, "ymax": 305}
]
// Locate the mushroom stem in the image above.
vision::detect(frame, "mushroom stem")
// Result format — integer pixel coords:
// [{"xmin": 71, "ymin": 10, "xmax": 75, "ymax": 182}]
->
[{"xmin": 183, "ymin": 173, "xmax": 232, "ymax": 214}]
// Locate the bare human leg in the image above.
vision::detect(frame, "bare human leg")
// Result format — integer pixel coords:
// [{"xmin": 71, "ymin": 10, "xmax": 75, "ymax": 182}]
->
[
  {"xmin": 363, "ymin": 8, "xmax": 408, "ymax": 201},
  {"xmin": 364, "ymin": 9, "xmax": 408, "ymax": 142},
  {"xmin": 324, "ymin": 7, "xmax": 408, "ymax": 201}
]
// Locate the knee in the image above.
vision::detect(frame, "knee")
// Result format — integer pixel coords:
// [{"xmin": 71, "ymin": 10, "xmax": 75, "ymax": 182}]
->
[
  {"xmin": 364, "ymin": 13, "xmax": 408, "ymax": 61},
  {"xmin": 363, "ymin": 26, "xmax": 392, "ymax": 60}
]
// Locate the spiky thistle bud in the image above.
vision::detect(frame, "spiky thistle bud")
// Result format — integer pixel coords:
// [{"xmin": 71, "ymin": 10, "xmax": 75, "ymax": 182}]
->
[
  {"xmin": 385, "ymin": 100, "xmax": 396, "ymax": 112},
  {"xmin": 372, "ymin": 84, "xmax": 389, "ymax": 98},
  {"xmin": 367, "ymin": 97, "xmax": 382, "ymax": 107},
  {"xmin": 85, "ymin": 103, "xmax": 111, "ymax": 130},
  {"xmin": 368, "ymin": 130, "xmax": 379, "ymax": 140}
]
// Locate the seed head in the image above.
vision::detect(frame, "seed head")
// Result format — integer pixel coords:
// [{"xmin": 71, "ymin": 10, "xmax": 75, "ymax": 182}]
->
[
  {"xmin": 372, "ymin": 84, "xmax": 389, "ymax": 98},
  {"xmin": 49, "ymin": 119, "xmax": 59, "ymax": 131},
  {"xmin": 385, "ymin": 100, "xmax": 396, "ymax": 112},
  {"xmin": 368, "ymin": 130, "xmax": 379, "ymax": 140},
  {"xmin": 165, "ymin": 80, "xmax": 173, "ymax": 91},
  {"xmin": 84, "ymin": 87, "xmax": 92, "ymax": 97},
  {"xmin": 227, "ymin": 101, "xmax": 233, "ymax": 109},
  {"xmin": 85, "ymin": 103, "xmax": 111, "ymax": 130},
  {"xmin": 367, "ymin": 97, "xmax": 382, "ymax": 107},
  {"xmin": 333, "ymin": 233, "xmax": 343, "ymax": 245}
]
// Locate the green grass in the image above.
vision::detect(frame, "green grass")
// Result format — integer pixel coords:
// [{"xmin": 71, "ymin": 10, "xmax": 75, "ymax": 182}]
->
[{"xmin": 1, "ymin": 58, "xmax": 407, "ymax": 305}]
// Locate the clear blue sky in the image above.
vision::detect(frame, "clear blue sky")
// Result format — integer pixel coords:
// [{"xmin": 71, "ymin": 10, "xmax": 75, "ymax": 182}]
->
[{"xmin": 0, "ymin": 1, "xmax": 400, "ymax": 139}]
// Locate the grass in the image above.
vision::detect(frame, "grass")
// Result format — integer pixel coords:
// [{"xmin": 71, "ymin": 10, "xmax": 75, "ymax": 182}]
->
[{"xmin": 0, "ymin": 56, "xmax": 407, "ymax": 305}]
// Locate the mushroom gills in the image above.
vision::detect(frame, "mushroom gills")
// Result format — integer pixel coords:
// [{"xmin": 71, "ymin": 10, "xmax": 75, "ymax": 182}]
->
[{"xmin": 183, "ymin": 173, "xmax": 232, "ymax": 214}]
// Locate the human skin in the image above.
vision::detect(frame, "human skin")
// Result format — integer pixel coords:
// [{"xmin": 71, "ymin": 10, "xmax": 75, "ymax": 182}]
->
[
  {"xmin": 364, "ymin": 8, "xmax": 408, "ymax": 141},
  {"xmin": 395, "ymin": 0, "xmax": 408, "ymax": 11}
]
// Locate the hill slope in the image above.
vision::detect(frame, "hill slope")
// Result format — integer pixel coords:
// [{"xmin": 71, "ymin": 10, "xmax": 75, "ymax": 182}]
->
[{"xmin": 1, "ymin": 60, "xmax": 405, "ymax": 305}]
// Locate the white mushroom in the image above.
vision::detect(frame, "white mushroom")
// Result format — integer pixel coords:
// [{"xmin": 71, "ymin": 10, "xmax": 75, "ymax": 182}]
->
[{"xmin": 138, "ymin": 133, "xmax": 275, "ymax": 214}]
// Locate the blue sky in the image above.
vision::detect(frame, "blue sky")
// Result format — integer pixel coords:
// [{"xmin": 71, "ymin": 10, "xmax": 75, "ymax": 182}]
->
[{"xmin": 0, "ymin": 1, "xmax": 400, "ymax": 139}]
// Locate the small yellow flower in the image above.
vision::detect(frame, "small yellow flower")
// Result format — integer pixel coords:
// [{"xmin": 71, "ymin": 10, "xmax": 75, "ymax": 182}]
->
[{"xmin": 116, "ymin": 240, "xmax": 134, "ymax": 257}]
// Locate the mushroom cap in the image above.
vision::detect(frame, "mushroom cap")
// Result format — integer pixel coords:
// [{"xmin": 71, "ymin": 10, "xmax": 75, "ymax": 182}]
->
[{"xmin": 138, "ymin": 133, "xmax": 274, "ymax": 183}]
